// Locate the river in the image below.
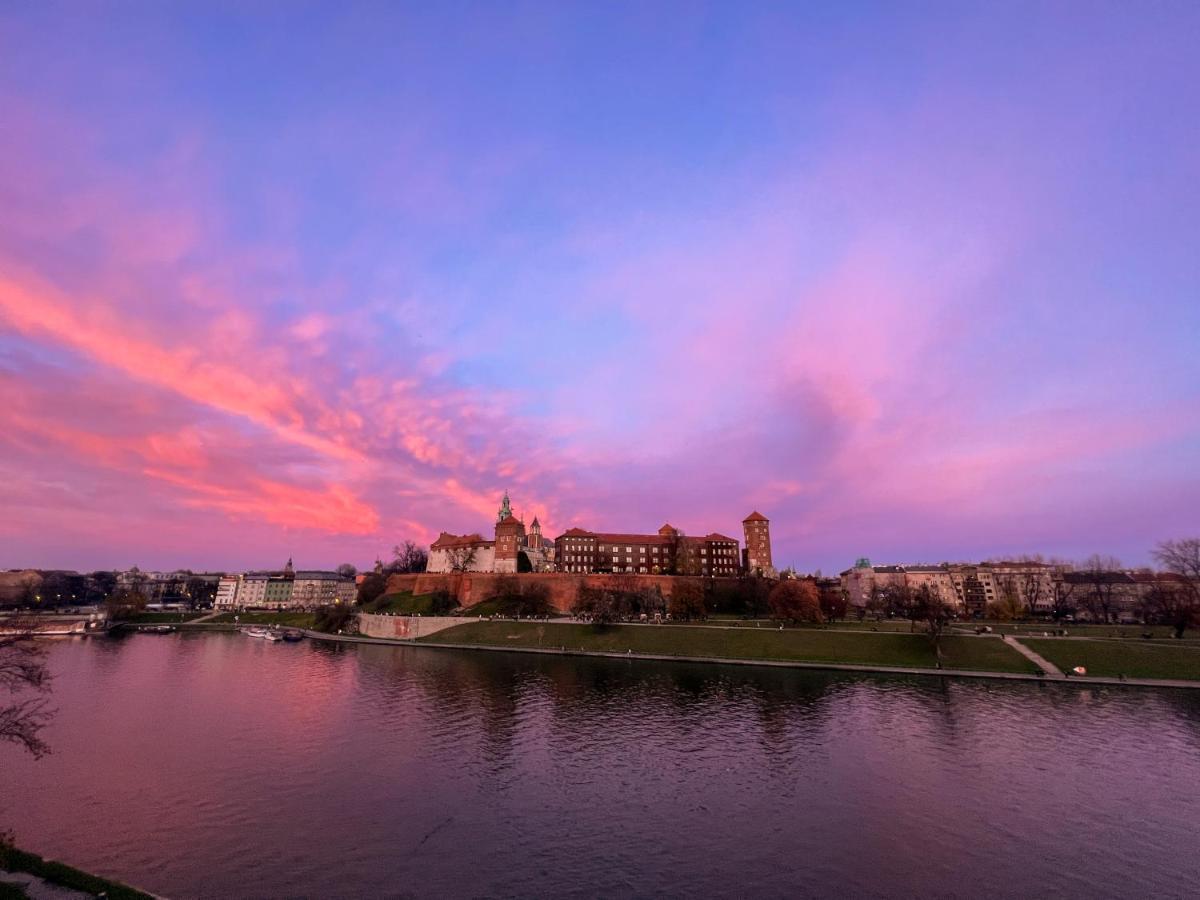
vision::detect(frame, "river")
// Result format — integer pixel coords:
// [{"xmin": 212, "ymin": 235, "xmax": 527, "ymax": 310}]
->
[{"xmin": 4, "ymin": 632, "xmax": 1200, "ymax": 898}]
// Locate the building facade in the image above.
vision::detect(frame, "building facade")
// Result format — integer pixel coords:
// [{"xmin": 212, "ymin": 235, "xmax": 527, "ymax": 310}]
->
[
  {"xmin": 215, "ymin": 575, "xmax": 241, "ymax": 610},
  {"xmin": 554, "ymin": 523, "xmax": 740, "ymax": 576}
]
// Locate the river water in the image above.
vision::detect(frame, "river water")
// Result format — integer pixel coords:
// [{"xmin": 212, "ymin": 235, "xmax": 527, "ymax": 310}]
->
[{"xmin": 3, "ymin": 632, "xmax": 1200, "ymax": 898}]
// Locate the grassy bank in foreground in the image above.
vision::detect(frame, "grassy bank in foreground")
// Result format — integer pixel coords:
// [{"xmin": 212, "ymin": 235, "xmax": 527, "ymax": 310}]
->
[
  {"xmin": 1022, "ymin": 639, "xmax": 1200, "ymax": 681},
  {"xmin": 420, "ymin": 622, "xmax": 1038, "ymax": 673},
  {"xmin": 1, "ymin": 845, "xmax": 152, "ymax": 900}
]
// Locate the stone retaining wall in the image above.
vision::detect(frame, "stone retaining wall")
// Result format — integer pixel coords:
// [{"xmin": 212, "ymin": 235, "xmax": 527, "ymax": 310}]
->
[{"xmin": 357, "ymin": 613, "xmax": 478, "ymax": 640}]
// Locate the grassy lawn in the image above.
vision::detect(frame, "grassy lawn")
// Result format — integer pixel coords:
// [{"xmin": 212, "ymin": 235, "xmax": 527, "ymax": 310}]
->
[
  {"xmin": 362, "ymin": 591, "xmax": 452, "ymax": 615},
  {"xmin": 1021, "ymin": 638, "xmax": 1200, "ymax": 681},
  {"xmin": 699, "ymin": 617, "xmax": 928, "ymax": 633},
  {"xmin": 123, "ymin": 611, "xmax": 206, "ymax": 623},
  {"xmin": 954, "ymin": 622, "xmax": 1198, "ymax": 641},
  {"xmin": 420, "ymin": 622, "xmax": 1038, "ymax": 673},
  {"xmin": 208, "ymin": 611, "xmax": 315, "ymax": 627}
]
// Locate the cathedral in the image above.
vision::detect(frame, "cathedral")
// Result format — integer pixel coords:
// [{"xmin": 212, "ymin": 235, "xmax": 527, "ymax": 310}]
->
[{"xmin": 426, "ymin": 492, "xmax": 553, "ymax": 574}]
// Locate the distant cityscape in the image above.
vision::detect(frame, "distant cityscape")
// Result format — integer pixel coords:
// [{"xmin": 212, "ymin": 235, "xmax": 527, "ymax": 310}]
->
[{"xmin": 2, "ymin": 491, "xmax": 1192, "ymax": 625}]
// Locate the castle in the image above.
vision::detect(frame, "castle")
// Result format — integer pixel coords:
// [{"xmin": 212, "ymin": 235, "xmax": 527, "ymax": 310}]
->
[
  {"xmin": 426, "ymin": 493, "xmax": 774, "ymax": 577},
  {"xmin": 426, "ymin": 491, "xmax": 553, "ymax": 574}
]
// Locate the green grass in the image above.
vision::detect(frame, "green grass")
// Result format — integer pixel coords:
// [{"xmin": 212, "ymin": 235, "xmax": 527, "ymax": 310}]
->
[
  {"xmin": 0, "ymin": 845, "xmax": 153, "ymax": 900},
  {"xmin": 364, "ymin": 591, "xmax": 466, "ymax": 616},
  {"xmin": 698, "ymin": 617, "xmax": 926, "ymax": 633},
  {"xmin": 420, "ymin": 622, "xmax": 1038, "ymax": 673},
  {"xmin": 954, "ymin": 622, "xmax": 1198, "ymax": 640},
  {"xmin": 123, "ymin": 611, "xmax": 206, "ymax": 623},
  {"xmin": 1021, "ymin": 638, "xmax": 1200, "ymax": 681},
  {"xmin": 208, "ymin": 611, "xmax": 315, "ymax": 627}
]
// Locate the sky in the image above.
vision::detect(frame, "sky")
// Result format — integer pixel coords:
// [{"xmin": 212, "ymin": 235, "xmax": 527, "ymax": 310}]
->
[{"xmin": 1, "ymin": 1, "xmax": 1198, "ymax": 574}]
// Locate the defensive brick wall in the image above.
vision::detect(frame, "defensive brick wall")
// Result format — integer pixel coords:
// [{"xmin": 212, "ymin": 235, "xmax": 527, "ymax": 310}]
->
[{"xmin": 384, "ymin": 571, "xmax": 744, "ymax": 613}]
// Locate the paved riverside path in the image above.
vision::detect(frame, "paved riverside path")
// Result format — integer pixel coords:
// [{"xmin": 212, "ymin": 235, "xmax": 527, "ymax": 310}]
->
[{"xmin": 1005, "ymin": 635, "xmax": 1065, "ymax": 677}]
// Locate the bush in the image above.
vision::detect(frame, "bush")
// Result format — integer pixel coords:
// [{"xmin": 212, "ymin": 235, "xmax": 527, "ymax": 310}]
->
[
  {"xmin": 356, "ymin": 573, "xmax": 387, "ymax": 606},
  {"xmin": 768, "ymin": 580, "xmax": 824, "ymax": 624},
  {"xmin": 426, "ymin": 589, "xmax": 457, "ymax": 615},
  {"xmin": 484, "ymin": 578, "xmax": 554, "ymax": 617},
  {"xmin": 313, "ymin": 604, "xmax": 356, "ymax": 633},
  {"xmin": 668, "ymin": 581, "xmax": 707, "ymax": 620}
]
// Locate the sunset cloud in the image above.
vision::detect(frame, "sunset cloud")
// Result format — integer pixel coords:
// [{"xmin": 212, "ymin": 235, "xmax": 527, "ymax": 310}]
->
[{"xmin": 1, "ymin": 3, "xmax": 1197, "ymax": 571}]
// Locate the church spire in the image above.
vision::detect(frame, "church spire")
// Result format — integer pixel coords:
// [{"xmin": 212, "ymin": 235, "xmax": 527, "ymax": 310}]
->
[{"xmin": 497, "ymin": 490, "xmax": 513, "ymax": 523}]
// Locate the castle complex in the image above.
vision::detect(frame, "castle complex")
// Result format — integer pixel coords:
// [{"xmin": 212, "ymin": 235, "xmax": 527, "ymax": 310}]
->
[
  {"xmin": 426, "ymin": 492, "xmax": 553, "ymax": 574},
  {"xmin": 426, "ymin": 493, "xmax": 774, "ymax": 578}
]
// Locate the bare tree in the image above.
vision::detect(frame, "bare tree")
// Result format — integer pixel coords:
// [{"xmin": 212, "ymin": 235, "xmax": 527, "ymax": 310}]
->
[
  {"xmin": 336, "ymin": 563, "xmax": 357, "ymax": 578},
  {"xmin": 390, "ymin": 540, "xmax": 430, "ymax": 574},
  {"xmin": 1152, "ymin": 538, "xmax": 1200, "ymax": 636},
  {"xmin": 445, "ymin": 545, "xmax": 478, "ymax": 573},
  {"xmin": 1, "ymin": 621, "xmax": 53, "ymax": 758},
  {"xmin": 914, "ymin": 584, "xmax": 955, "ymax": 663},
  {"xmin": 1077, "ymin": 554, "xmax": 1123, "ymax": 623},
  {"xmin": 1154, "ymin": 539, "xmax": 1200, "ymax": 601}
]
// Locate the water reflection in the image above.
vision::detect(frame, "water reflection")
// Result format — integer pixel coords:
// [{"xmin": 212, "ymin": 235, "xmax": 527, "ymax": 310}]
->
[{"xmin": 3, "ymin": 634, "xmax": 1200, "ymax": 899}]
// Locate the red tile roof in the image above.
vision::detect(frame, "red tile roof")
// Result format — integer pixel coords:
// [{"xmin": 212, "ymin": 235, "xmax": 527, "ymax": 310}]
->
[
  {"xmin": 743, "ymin": 511, "xmax": 768, "ymax": 522},
  {"xmin": 430, "ymin": 532, "xmax": 491, "ymax": 549}
]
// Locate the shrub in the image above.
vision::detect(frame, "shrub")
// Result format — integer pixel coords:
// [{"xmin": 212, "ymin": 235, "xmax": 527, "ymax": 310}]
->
[
  {"xmin": 313, "ymin": 604, "xmax": 356, "ymax": 633},
  {"xmin": 356, "ymin": 573, "xmax": 387, "ymax": 606},
  {"xmin": 668, "ymin": 581, "xmax": 707, "ymax": 620},
  {"xmin": 768, "ymin": 580, "xmax": 824, "ymax": 624}
]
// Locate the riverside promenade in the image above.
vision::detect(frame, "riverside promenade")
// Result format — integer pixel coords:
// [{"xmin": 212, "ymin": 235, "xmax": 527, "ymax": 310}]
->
[{"xmin": 302, "ymin": 623, "xmax": 1200, "ymax": 691}]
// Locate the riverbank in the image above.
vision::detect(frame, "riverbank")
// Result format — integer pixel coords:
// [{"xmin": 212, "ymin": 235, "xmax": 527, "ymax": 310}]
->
[
  {"xmin": 0, "ymin": 845, "xmax": 156, "ymax": 899},
  {"xmin": 299, "ymin": 620, "xmax": 1200, "ymax": 689}
]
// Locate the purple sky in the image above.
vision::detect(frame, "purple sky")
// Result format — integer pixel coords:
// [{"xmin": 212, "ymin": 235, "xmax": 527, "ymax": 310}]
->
[{"xmin": 1, "ymin": 2, "xmax": 1198, "ymax": 574}]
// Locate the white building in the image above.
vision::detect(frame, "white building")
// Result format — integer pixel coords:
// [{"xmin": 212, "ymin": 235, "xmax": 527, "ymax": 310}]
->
[{"xmin": 215, "ymin": 575, "xmax": 241, "ymax": 610}]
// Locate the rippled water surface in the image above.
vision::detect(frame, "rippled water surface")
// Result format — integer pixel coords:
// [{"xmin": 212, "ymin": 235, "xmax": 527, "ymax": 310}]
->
[{"xmin": 4, "ymin": 633, "xmax": 1200, "ymax": 898}]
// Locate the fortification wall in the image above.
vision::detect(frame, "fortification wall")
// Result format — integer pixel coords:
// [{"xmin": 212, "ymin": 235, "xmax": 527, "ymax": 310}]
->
[{"xmin": 384, "ymin": 571, "xmax": 741, "ymax": 613}]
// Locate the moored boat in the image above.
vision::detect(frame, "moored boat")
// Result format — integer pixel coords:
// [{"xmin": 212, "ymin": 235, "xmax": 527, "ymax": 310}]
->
[{"xmin": 282, "ymin": 629, "xmax": 304, "ymax": 642}]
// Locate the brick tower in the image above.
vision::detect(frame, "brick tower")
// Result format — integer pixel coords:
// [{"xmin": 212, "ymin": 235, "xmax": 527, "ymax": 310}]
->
[
  {"xmin": 493, "ymin": 490, "xmax": 525, "ymax": 574},
  {"xmin": 742, "ymin": 511, "xmax": 775, "ymax": 577}
]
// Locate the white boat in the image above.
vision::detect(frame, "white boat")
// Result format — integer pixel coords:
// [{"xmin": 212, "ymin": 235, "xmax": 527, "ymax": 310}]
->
[
  {"xmin": 243, "ymin": 626, "xmax": 272, "ymax": 639},
  {"xmin": 261, "ymin": 629, "xmax": 284, "ymax": 642}
]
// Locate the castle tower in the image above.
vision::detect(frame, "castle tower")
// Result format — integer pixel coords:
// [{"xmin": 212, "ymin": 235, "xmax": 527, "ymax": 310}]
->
[
  {"xmin": 493, "ymin": 492, "xmax": 525, "ymax": 573},
  {"xmin": 742, "ymin": 512, "xmax": 775, "ymax": 577},
  {"xmin": 528, "ymin": 516, "xmax": 543, "ymax": 550}
]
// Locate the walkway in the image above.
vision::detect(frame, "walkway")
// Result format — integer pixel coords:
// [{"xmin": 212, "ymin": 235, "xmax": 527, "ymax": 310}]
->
[{"xmin": 1005, "ymin": 635, "xmax": 1064, "ymax": 677}]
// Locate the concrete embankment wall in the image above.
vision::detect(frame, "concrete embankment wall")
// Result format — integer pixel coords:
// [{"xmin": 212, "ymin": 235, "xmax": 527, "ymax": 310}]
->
[
  {"xmin": 357, "ymin": 613, "xmax": 478, "ymax": 640},
  {"xmin": 384, "ymin": 572, "xmax": 742, "ymax": 614}
]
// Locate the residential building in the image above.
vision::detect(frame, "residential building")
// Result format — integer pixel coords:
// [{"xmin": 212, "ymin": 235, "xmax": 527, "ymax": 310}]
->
[{"xmin": 215, "ymin": 575, "xmax": 241, "ymax": 610}]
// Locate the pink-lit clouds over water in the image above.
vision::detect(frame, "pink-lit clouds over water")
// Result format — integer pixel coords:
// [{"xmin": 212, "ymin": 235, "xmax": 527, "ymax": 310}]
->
[{"xmin": 2, "ymin": 3, "xmax": 1198, "ymax": 572}]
